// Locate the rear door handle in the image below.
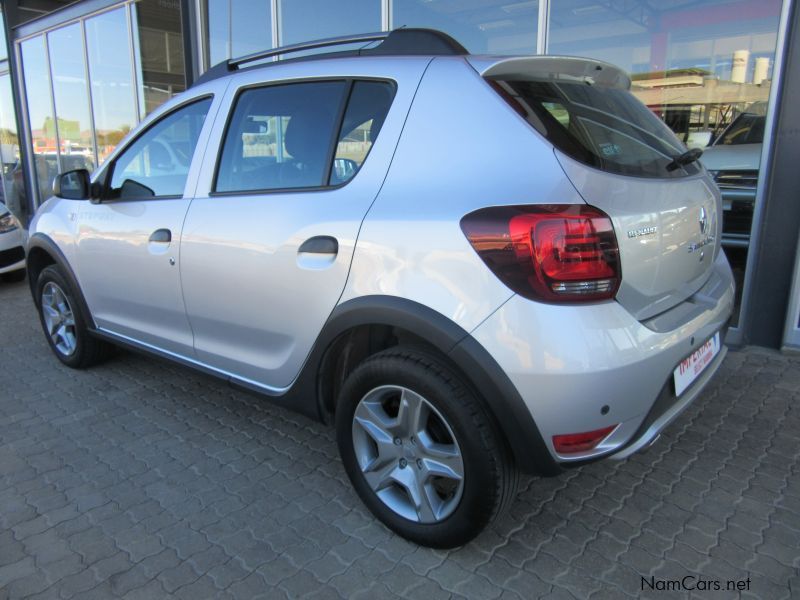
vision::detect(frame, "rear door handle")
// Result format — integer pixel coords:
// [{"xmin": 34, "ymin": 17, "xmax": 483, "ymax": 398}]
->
[
  {"xmin": 298, "ymin": 236, "xmax": 338, "ymax": 255},
  {"xmin": 149, "ymin": 228, "xmax": 171, "ymax": 243}
]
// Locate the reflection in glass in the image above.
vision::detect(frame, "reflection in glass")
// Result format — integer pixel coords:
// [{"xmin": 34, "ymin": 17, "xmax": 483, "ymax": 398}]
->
[
  {"xmin": 85, "ymin": 8, "xmax": 137, "ymax": 164},
  {"xmin": 0, "ymin": 11, "xmax": 8, "ymax": 62},
  {"xmin": 0, "ymin": 74, "xmax": 25, "ymax": 221},
  {"xmin": 548, "ymin": 0, "xmax": 782, "ymax": 325},
  {"xmin": 206, "ymin": 0, "xmax": 230, "ymax": 66},
  {"xmin": 392, "ymin": 0, "xmax": 538, "ymax": 54},
  {"xmin": 49, "ymin": 24, "xmax": 96, "ymax": 174},
  {"xmin": 232, "ymin": 0, "xmax": 271, "ymax": 59},
  {"xmin": 21, "ymin": 36, "xmax": 57, "ymax": 206},
  {"xmin": 206, "ymin": 0, "xmax": 272, "ymax": 64},
  {"xmin": 216, "ymin": 81, "xmax": 347, "ymax": 192},
  {"xmin": 280, "ymin": 0, "xmax": 380, "ymax": 46},
  {"xmin": 331, "ymin": 80, "xmax": 394, "ymax": 184},
  {"xmin": 109, "ymin": 98, "xmax": 211, "ymax": 199},
  {"xmin": 548, "ymin": 0, "xmax": 779, "ymax": 143},
  {"xmin": 133, "ymin": 0, "xmax": 187, "ymax": 117}
]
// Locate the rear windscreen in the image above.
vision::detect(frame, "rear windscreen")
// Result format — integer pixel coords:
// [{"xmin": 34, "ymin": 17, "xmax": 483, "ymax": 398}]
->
[
  {"xmin": 494, "ymin": 79, "xmax": 699, "ymax": 179},
  {"xmin": 717, "ymin": 113, "xmax": 765, "ymax": 145}
]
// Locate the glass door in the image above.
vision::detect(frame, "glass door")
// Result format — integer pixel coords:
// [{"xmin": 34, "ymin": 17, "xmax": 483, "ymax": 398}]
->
[{"xmin": 0, "ymin": 72, "xmax": 25, "ymax": 224}]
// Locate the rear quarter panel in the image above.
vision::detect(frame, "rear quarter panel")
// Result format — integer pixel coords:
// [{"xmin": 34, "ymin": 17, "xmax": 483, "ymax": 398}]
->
[{"xmin": 342, "ymin": 56, "xmax": 585, "ymax": 332}]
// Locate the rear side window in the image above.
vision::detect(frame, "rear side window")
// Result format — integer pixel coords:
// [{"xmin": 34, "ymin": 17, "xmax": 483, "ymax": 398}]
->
[
  {"xmin": 215, "ymin": 81, "xmax": 347, "ymax": 193},
  {"xmin": 494, "ymin": 79, "xmax": 698, "ymax": 178},
  {"xmin": 330, "ymin": 81, "xmax": 394, "ymax": 185}
]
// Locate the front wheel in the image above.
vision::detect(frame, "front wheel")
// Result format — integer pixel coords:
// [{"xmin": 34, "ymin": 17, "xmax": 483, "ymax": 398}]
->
[
  {"xmin": 335, "ymin": 348, "xmax": 517, "ymax": 548},
  {"xmin": 35, "ymin": 264, "xmax": 111, "ymax": 368}
]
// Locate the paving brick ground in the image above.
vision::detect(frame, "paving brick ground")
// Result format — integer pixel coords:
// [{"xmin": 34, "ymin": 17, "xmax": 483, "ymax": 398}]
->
[{"xmin": 1, "ymin": 277, "xmax": 798, "ymax": 599}]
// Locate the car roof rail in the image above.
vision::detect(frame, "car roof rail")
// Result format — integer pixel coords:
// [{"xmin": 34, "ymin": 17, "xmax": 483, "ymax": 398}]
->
[{"xmin": 194, "ymin": 28, "xmax": 468, "ymax": 86}]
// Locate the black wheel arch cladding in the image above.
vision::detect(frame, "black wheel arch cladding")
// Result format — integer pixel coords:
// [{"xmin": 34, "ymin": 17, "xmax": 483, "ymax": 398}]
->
[{"xmin": 294, "ymin": 295, "xmax": 560, "ymax": 476}]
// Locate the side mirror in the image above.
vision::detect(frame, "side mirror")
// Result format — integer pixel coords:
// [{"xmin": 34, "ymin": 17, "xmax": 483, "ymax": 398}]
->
[
  {"xmin": 53, "ymin": 169, "xmax": 91, "ymax": 200},
  {"xmin": 333, "ymin": 158, "xmax": 358, "ymax": 182}
]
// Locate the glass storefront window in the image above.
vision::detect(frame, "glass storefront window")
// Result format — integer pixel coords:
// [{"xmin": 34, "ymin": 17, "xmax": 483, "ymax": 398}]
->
[
  {"xmin": 20, "ymin": 36, "xmax": 56, "ymax": 206},
  {"xmin": 548, "ymin": 0, "xmax": 782, "ymax": 325},
  {"xmin": 48, "ymin": 23, "xmax": 96, "ymax": 174},
  {"xmin": 85, "ymin": 8, "xmax": 137, "ymax": 164},
  {"xmin": 0, "ymin": 11, "xmax": 8, "ymax": 62},
  {"xmin": 548, "ymin": 0, "xmax": 780, "ymax": 145},
  {"xmin": 392, "ymin": 0, "xmax": 538, "ymax": 54},
  {"xmin": 206, "ymin": 0, "xmax": 272, "ymax": 65},
  {"xmin": 279, "ymin": 0, "xmax": 380, "ymax": 46},
  {"xmin": 0, "ymin": 73, "xmax": 25, "ymax": 222},
  {"xmin": 206, "ymin": 0, "xmax": 230, "ymax": 66},
  {"xmin": 133, "ymin": 0, "xmax": 187, "ymax": 117}
]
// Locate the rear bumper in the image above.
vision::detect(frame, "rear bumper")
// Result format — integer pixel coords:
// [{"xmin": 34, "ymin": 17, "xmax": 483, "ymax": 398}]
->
[
  {"xmin": 609, "ymin": 340, "xmax": 727, "ymax": 460},
  {"xmin": 469, "ymin": 250, "xmax": 735, "ymax": 466}
]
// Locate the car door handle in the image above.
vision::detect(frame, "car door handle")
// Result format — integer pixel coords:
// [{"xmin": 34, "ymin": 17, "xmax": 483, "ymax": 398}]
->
[
  {"xmin": 298, "ymin": 236, "xmax": 338, "ymax": 255},
  {"xmin": 149, "ymin": 228, "xmax": 172, "ymax": 243}
]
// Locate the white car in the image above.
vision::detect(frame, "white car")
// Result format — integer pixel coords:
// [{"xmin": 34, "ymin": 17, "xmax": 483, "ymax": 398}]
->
[
  {"xmin": 0, "ymin": 200, "xmax": 25, "ymax": 282},
  {"xmin": 701, "ymin": 109, "xmax": 765, "ymax": 243}
]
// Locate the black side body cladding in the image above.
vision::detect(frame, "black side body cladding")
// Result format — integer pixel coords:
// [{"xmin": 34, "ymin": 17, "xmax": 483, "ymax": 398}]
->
[
  {"xmin": 26, "ymin": 233, "xmax": 95, "ymax": 329},
  {"xmin": 287, "ymin": 296, "xmax": 560, "ymax": 476}
]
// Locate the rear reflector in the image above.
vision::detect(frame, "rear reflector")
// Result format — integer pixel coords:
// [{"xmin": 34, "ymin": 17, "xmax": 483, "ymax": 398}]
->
[
  {"xmin": 460, "ymin": 204, "xmax": 621, "ymax": 302},
  {"xmin": 553, "ymin": 425, "xmax": 618, "ymax": 454}
]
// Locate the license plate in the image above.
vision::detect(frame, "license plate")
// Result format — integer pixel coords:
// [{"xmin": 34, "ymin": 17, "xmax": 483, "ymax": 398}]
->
[{"xmin": 673, "ymin": 332, "xmax": 721, "ymax": 396}]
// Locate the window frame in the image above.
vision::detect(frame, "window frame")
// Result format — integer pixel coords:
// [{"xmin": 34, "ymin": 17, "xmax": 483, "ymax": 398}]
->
[
  {"xmin": 102, "ymin": 94, "xmax": 215, "ymax": 202},
  {"xmin": 210, "ymin": 77, "xmax": 397, "ymax": 197}
]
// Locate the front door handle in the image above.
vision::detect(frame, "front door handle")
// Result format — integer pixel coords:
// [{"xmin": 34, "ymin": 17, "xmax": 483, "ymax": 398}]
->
[
  {"xmin": 298, "ymin": 236, "xmax": 338, "ymax": 255},
  {"xmin": 149, "ymin": 228, "xmax": 172, "ymax": 243}
]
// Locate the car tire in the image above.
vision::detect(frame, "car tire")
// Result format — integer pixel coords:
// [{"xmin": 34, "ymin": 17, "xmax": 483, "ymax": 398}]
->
[
  {"xmin": 335, "ymin": 348, "xmax": 517, "ymax": 548},
  {"xmin": 1, "ymin": 269, "xmax": 26, "ymax": 283},
  {"xmin": 35, "ymin": 264, "xmax": 112, "ymax": 368}
]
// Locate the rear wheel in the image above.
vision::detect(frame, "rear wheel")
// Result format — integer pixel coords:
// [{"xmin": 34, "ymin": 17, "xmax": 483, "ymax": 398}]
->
[
  {"xmin": 36, "ymin": 265, "xmax": 111, "ymax": 368},
  {"xmin": 335, "ymin": 348, "xmax": 517, "ymax": 548}
]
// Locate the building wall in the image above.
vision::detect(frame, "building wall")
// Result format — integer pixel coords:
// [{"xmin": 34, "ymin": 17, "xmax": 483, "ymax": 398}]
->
[{"xmin": 740, "ymin": 0, "xmax": 800, "ymax": 348}]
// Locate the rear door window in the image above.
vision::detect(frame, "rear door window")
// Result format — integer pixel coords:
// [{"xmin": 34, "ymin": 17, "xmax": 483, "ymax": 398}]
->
[
  {"xmin": 494, "ymin": 79, "xmax": 698, "ymax": 178},
  {"xmin": 215, "ymin": 81, "xmax": 347, "ymax": 193}
]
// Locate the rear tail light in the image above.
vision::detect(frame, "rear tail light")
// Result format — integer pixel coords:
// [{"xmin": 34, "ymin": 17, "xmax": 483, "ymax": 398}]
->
[
  {"xmin": 553, "ymin": 425, "xmax": 618, "ymax": 454},
  {"xmin": 460, "ymin": 204, "xmax": 621, "ymax": 302}
]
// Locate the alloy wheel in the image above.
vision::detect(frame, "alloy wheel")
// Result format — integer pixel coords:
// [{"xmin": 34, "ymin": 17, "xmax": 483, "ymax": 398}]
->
[
  {"xmin": 351, "ymin": 385, "xmax": 465, "ymax": 523},
  {"xmin": 41, "ymin": 281, "xmax": 77, "ymax": 356}
]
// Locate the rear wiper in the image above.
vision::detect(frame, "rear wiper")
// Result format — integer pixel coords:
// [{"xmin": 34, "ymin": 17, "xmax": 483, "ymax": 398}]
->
[{"xmin": 666, "ymin": 147, "xmax": 703, "ymax": 172}]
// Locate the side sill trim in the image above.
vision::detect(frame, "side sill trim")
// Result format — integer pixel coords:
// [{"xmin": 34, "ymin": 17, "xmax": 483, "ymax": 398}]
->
[{"xmin": 92, "ymin": 327, "xmax": 290, "ymax": 396}]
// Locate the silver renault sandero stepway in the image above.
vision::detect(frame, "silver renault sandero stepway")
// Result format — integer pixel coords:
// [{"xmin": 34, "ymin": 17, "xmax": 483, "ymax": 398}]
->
[{"xmin": 26, "ymin": 29, "xmax": 733, "ymax": 547}]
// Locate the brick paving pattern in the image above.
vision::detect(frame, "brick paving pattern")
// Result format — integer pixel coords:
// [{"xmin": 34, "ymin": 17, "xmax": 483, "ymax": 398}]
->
[{"xmin": 1, "ymin": 278, "xmax": 798, "ymax": 599}]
